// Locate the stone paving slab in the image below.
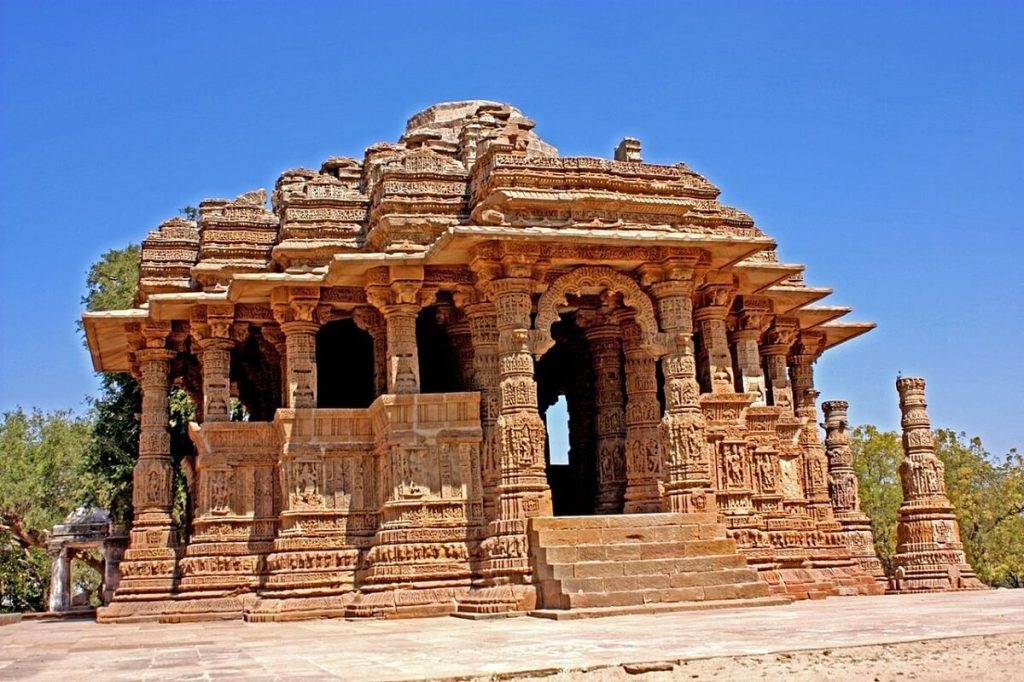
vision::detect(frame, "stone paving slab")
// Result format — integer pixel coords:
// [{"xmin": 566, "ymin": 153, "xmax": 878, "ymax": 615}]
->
[{"xmin": 1, "ymin": 590, "xmax": 1022, "ymax": 681}]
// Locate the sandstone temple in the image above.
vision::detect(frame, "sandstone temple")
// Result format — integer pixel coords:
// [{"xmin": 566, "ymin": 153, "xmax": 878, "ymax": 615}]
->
[{"xmin": 82, "ymin": 101, "xmax": 981, "ymax": 623}]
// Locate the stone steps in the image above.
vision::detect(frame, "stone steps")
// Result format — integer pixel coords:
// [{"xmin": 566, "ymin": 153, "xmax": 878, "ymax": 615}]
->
[{"xmin": 529, "ymin": 513, "xmax": 786, "ymax": 617}]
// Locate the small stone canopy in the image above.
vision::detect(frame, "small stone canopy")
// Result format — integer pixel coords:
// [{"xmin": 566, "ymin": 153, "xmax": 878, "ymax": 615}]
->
[{"xmin": 46, "ymin": 507, "xmax": 127, "ymax": 612}]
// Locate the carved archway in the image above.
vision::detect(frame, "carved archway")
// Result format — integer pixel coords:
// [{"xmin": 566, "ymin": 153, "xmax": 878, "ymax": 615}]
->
[{"xmin": 531, "ymin": 266, "xmax": 661, "ymax": 358}]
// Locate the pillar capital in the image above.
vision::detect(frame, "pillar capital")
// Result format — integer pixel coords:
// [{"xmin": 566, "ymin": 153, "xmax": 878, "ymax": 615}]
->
[
  {"xmin": 271, "ymin": 286, "xmax": 321, "ymax": 325},
  {"xmin": 761, "ymin": 318, "xmax": 800, "ymax": 356},
  {"xmin": 693, "ymin": 281, "xmax": 735, "ymax": 323}
]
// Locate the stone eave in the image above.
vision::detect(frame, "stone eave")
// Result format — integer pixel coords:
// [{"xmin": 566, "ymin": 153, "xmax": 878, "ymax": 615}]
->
[
  {"xmin": 792, "ymin": 305, "xmax": 853, "ymax": 329},
  {"xmin": 427, "ymin": 225, "xmax": 775, "ymax": 270},
  {"xmin": 226, "ymin": 272, "xmax": 327, "ymax": 302},
  {"xmin": 325, "ymin": 252, "xmax": 428, "ymax": 287},
  {"xmin": 762, "ymin": 285, "xmax": 832, "ymax": 314},
  {"xmin": 146, "ymin": 291, "xmax": 228, "ymax": 322},
  {"xmin": 732, "ymin": 262, "xmax": 805, "ymax": 294},
  {"xmin": 82, "ymin": 309, "xmax": 148, "ymax": 372},
  {"xmin": 815, "ymin": 321, "xmax": 877, "ymax": 351}
]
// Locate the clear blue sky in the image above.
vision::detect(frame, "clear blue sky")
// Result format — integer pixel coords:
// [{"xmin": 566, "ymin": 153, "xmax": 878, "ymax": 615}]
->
[{"xmin": 1, "ymin": 2, "xmax": 1021, "ymax": 456}]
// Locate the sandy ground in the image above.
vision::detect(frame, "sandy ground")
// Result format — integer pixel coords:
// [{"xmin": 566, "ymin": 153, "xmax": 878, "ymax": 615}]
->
[{"xmin": 494, "ymin": 633, "xmax": 1024, "ymax": 681}]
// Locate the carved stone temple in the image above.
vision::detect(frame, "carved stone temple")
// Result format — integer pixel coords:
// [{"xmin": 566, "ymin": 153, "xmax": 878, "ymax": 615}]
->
[{"xmin": 83, "ymin": 100, "xmax": 915, "ymax": 623}]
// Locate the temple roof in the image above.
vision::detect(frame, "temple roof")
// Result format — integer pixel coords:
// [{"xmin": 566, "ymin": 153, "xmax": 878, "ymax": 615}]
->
[{"xmin": 83, "ymin": 100, "xmax": 873, "ymax": 371}]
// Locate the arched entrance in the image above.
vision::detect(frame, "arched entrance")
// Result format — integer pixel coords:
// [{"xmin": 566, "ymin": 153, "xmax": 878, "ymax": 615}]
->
[{"xmin": 532, "ymin": 266, "xmax": 663, "ymax": 516}]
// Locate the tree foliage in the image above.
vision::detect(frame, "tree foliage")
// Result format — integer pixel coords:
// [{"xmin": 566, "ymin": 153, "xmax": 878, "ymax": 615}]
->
[
  {"xmin": 852, "ymin": 426, "xmax": 1024, "ymax": 587},
  {"xmin": 0, "ymin": 409, "xmax": 92, "ymax": 612},
  {"xmin": 79, "ymin": 245, "xmax": 141, "ymax": 320}
]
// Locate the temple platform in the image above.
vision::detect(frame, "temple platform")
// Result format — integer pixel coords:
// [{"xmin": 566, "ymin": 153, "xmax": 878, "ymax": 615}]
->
[{"xmin": 4, "ymin": 591, "xmax": 1023, "ymax": 680}]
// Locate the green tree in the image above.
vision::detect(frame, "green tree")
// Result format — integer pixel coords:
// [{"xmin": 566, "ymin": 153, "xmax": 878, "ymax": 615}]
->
[
  {"xmin": 0, "ymin": 409, "xmax": 92, "ymax": 612},
  {"xmin": 850, "ymin": 425, "xmax": 904, "ymax": 576},
  {"xmin": 79, "ymin": 245, "xmax": 141, "ymax": 319},
  {"xmin": 79, "ymin": 245, "xmax": 143, "ymax": 529},
  {"xmin": 80, "ymin": 243, "xmax": 196, "ymax": 538},
  {"xmin": 851, "ymin": 426, "xmax": 1024, "ymax": 587}
]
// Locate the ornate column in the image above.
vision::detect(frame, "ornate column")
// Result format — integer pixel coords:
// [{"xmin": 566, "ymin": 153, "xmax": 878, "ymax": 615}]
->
[
  {"xmin": 891, "ymin": 377, "xmax": 984, "ymax": 591},
  {"xmin": 822, "ymin": 400, "xmax": 886, "ymax": 583},
  {"xmin": 459, "ymin": 289, "xmax": 500, "ymax": 524},
  {"xmin": 788, "ymin": 332, "xmax": 835, "ymax": 525},
  {"xmin": 365, "ymin": 267, "xmax": 424, "ymax": 394},
  {"xmin": 762, "ymin": 320, "xmax": 798, "ymax": 412},
  {"xmin": 476, "ymin": 244, "xmax": 551, "ymax": 583},
  {"xmin": 648, "ymin": 257, "xmax": 715, "ymax": 514},
  {"xmin": 619, "ymin": 309, "xmax": 662, "ymax": 513},
  {"xmin": 353, "ymin": 306, "xmax": 388, "ymax": 398},
  {"xmin": 577, "ymin": 306, "xmax": 627, "ymax": 514},
  {"xmin": 117, "ymin": 323, "xmax": 179, "ymax": 596},
  {"xmin": 730, "ymin": 296, "xmax": 770, "ymax": 404},
  {"xmin": 271, "ymin": 287, "xmax": 321, "ymax": 408},
  {"xmin": 445, "ymin": 305, "xmax": 476, "ymax": 391},
  {"xmin": 47, "ymin": 546, "xmax": 71, "ymax": 612},
  {"xmin": 193, "ymin": 304, "xmax": 235, "ymax": 422},
  {"xmin": 694, "ymin": 279, "xmax": 736, "ymax": 394}
]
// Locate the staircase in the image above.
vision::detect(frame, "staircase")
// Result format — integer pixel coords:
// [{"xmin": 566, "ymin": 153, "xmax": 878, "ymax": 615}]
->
[{"xmin": 529, "ymin": 513, "xmax": 789, "ymax": 619}]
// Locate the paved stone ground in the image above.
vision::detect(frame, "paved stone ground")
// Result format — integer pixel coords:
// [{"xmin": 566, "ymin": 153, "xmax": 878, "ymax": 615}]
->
[{"xmin": 1, "ymin": 590, "xmax": 1021, "ymax": 681}]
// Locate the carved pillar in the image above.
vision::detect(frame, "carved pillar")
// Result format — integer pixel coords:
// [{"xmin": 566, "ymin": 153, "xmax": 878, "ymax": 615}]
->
[
  {"xmin": 731, "ymin": 297, "xmax": 770, "ymax": 405},
  {"xmin": 116, "ymin": 324, "xmax": 179, "ymax": 596},
  {"xmin": 47, "ymin": 546, "xmax": 71, "ymax": 612},
  {"xmin": 353, "ymin": 306, "xmax": 388, "ymax": 398},
  {"xmin": 649, "ymin": 258, "xmax": 715, "ymax": 514},
  {"xmin": 762, "ymin": 320, "xmax": 797, "ymax": 412},
  {"xmin": 193, "ymin": 305, "xmax": 236, "ymax": 422},
  {"xmin": 445, "ymin": 306, "xmax": 476, "ymax": 391},
  {"xmin": 619, "ymin": 310, "xmax": 662, "ymax": 513},
  {"xmin": 477, "ymin": 245, "xmax": 551, "ymax": 583},
  {"xmin": 461, "ymin": 293, "xmax": 500, "ymax": 524},
  {"xmin": 271, "ymin": 287, "xmax": 321, "ymax": 408},
  {"xmin": 365, "ymin": 268, "xmax": 424, "ymax": 395},
  {"xmin": 578, "ymin": 308, "xmax": 626, "ymax": 514},
  {"xmin": 891, "ymin": 377, "xmax": 983, "ymax": 591},
  {"xmin": 788, "ymin": 332, "xmax": 834, "ymax": 524},
  {"xmin": 822, "ymin": 400, "xmax": 886, "ymax": 582},
  {"xmin": 694, "ymin": 280, "xmax": 736, "ymax": 394}
]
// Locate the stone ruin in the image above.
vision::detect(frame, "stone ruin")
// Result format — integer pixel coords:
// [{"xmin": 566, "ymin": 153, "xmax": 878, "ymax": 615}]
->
[
  {"xmin": 81, "ymin": 100, "xmax": 981, "ymax": 623},
  {"xmin": 46, "ymin": 507, "xmax": 127, "ymax": 613}
]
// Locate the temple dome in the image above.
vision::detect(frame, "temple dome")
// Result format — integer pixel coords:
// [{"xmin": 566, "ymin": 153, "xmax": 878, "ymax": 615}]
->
[{"xmin": 401, "ymin": 100, "xmax": 558, "ymax": 158}]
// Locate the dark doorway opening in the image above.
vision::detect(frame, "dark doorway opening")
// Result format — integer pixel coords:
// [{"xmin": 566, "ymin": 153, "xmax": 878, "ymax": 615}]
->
[
  {"xmin": 232, "ymin": 327, "xmax": 281, "ymax": 421},
  {"xmin": 536, "ymin": 314, "xmax": 598, "ymax": 516},
  {"xmin": 317, "ymin": 319, "xmax": 375, "ymax": 408},
  {"xmin": 417, "ymin": 306, "xmax": 463, "ymax": 394}
]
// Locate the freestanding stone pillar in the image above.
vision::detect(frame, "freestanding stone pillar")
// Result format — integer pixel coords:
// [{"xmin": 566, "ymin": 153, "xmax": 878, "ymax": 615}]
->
[
  {"xmin": 822, "ymin": 400, "xmax": 886, "ymax": 584},
  {"xmin": 47, "ymin": 546, "xmax": 71, "ymax": 612},
  {"xmin": 651, "ymin": 259, "xmax": 715, "ymax": 514},
  {"xmin": 891, "ymin": 377, "xmax": 985, "ymax": 591}
]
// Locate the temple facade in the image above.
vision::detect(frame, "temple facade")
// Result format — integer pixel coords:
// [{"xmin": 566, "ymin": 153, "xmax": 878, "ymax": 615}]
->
[{"xmin": 84, "ymin": 100, "xmax": 909, "ymax": 623}]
